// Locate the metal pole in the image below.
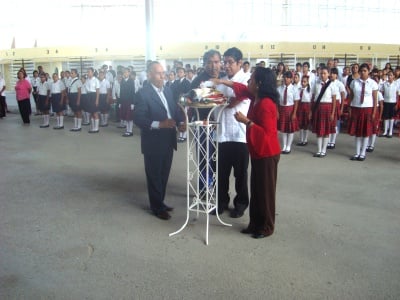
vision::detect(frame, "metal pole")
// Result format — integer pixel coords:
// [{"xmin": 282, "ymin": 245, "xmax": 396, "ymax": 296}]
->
[
  {"xmin": 145, "ymin": 0, "xmax": 156, "ymax": 62},
  {"xmin": 80, "ymin": 56, "xmax": 83, "ymax": 76}
]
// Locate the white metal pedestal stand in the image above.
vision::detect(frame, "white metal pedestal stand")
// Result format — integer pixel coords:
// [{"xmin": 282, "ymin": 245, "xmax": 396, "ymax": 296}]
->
[{"xmin": 169, "ymin": 103, "xmax": 231, "ymax": 245}]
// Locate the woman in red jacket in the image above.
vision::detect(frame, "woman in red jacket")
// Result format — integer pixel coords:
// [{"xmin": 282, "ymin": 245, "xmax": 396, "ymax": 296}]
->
[{"xmin": 213, "ymin": 67, "xmax": 280, "ymax": 239}]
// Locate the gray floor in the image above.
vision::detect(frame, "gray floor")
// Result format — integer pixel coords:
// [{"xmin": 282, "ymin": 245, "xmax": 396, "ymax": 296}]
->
[{"xmin": 0, "ymin": 107, "xmax": 399, "ymax": 300}]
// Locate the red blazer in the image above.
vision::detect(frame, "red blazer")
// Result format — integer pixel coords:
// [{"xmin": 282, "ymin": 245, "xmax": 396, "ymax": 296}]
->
[{"xmin": 233, "ymin": 82, "xmax": 281, "ymax": 159}]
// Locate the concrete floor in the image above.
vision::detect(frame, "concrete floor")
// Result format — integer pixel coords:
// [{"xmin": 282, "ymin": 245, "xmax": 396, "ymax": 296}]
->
[{"xmin": 0, "ymin": 102, "xmax": 399, "ymax": 299}]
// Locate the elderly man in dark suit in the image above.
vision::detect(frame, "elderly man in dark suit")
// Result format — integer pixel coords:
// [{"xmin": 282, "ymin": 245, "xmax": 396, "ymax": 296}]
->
[{"xmin": 134, "ymin": 61, "xmax": 185, "ymax": 220}]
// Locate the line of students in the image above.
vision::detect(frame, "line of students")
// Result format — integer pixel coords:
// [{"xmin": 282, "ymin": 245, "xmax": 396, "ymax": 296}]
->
[{"xmin": 276, "ymin": 61, "xmax": 399, "ymax": 161}]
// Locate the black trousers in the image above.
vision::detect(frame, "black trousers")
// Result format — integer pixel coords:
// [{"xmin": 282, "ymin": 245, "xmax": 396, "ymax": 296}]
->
[
  {"xmin": 218, "ymin": 142, "xmax": 249, "ymax": 212},
  {"xmin": 17, "ymin": 98, "xmax": 32, "ymax": 123},
  {"xmin": 144, "ymin": 148, "xmax": 174, "ymax": 214},
  {"xmin": 0, "ymin": 96, "xmax": 5, "ymax": 117}
]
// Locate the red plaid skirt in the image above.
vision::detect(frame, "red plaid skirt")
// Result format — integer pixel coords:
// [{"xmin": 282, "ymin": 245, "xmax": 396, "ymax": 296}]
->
[
  {"xmin": 312, "ymin": 103, "xmax": 336, "ymax": 136},
  {"xmin": 278, "ymin": 105, "xmax": 299, "ymax": 133},
  {"xmin": 372, "ymin": 107, "xmax": 381, "ymax": 134},
  {"xmin": 347, "ymin": 107, "xmax": 373, "ymax": 137},
  {"xmin": 297, "ymin": 102, "xmax": 311, "ymax": 129},
  {"xmin": 120, "ymin": 102, "xmax": 134, "ymax": 121}
]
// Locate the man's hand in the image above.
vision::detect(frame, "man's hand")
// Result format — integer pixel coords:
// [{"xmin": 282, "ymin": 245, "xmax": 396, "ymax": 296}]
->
[
  {"xmin": 178, "ymin": 122, "xmax": 186, "ymax": 132},
  {"xmin": 159, "ymin": 119, "xmax": 176, "ymax": 129}
]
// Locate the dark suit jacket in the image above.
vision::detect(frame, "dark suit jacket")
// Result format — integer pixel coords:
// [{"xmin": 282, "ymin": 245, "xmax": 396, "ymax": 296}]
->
[
  {"xmin": 172, "ymin": 78, "xmax": 191, "ymax": 102},
  {"xmin": 134, "ymin": 84, "xmax": 183, "ymax": 154}
]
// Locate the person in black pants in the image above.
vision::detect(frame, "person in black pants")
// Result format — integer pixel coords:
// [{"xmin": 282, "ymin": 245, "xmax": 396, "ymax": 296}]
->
[{"xmin": 134, "ymin": 61, "xmax": 185, "ymax": 220}]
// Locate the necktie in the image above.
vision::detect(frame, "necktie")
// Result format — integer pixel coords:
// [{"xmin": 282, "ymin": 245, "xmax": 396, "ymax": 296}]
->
[
  {"xmin": 300, "ymin": 89, "xmax": 303, "ymax": 100},
  {"xmin": 283, "ymin": 86, "xmax": 288, "ymax": 105},
  {"xmin": 360, "ymin": 81, "xmax": 365, "ymax": 104}
]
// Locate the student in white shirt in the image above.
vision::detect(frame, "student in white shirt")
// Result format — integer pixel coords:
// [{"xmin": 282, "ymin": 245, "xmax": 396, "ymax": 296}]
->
[
  {"xmin": 37, "ymin": 74, "xmax": 51, "ymax": 128},
  {"xmin": 296, "ymin": 75, "xmax": 312, "ymax": 146},
  {"xmin": 85, "ymin": 67, "xmax": 101, "ymax": 133},
  {"xmin": 68, "ymin": 69, "xmax": 83, "ymax": 132},
  {"xmin": 50, "ymin": 73, "xmax": 66, "ymax": 129},
  {"xmin": 311, "ymin": 66, "xmax": 337, "ymax": 158},
  {"xmin": 328, "ymin": 68, "xmax": 346, "ymax": 149},
  {"xmin": 31, "ymin": 70, "xmax": 41, "ymax": 115},
  {"xmin": 348, "ymin": 63, "xmax": 378, "ymax": 161},
  {"xmin": 98, "ymin": 70, "xmax": 112, "ymax": 127},
  {"xmin": 277, "ymin": 71, "xmax": 299, "ymax": 154},
  {"xmin": 380, "ymin": 71, "xmax": 399, "ymax": 138},
  {"xmin": 367, "ymin": 75, "xmax": 384, "ymax": 152}
]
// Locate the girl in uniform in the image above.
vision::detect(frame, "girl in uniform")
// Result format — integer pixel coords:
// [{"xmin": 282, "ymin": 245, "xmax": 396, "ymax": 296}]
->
[
  {"xmin": 98, "ymin": 71, "xmax": 112, "ymax": 127},
  {"xmin": 50, "ymin": 73, "xmax": 66, "ymax": 129},
  {"xmin": 85, "ymin": 68, "xmax": 100, "ymax": 133},
  {"xmin": 38, "ymin": 73, "xmax": 51, "ymax": 128},
  {"xmin": 277, "ymin": 71, "xmax": 299, "ymax": 154},
  {"xmin": 80, "ymin": 75, "xmax": 90, "ymax": 126},
  {"xmin": 296, "ymin": 75, "xmax": 312, "ymax": 146},
  {"xmin": 68, "ymin": 69, "xmax": 83, "ymax": 132},
  {"xmin": 310, "ymin": 66, "xmax": 337, "ymax": 158},
  {"xmin": 348, "ymin": 63, "xmax": 378, "ymax": 161},
  {"xmin": 328, "ymin": 68, "xmax": 346, "ymax": 149},
  {"xmin": 380, "ymin": 71, "xmax": 399, "ymax": 138}
]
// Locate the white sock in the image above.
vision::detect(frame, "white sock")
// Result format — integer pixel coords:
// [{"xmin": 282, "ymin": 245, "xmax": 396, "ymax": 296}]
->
[
  {"xmin": 120, "ymin": 120, "xmax": 125, "ymax": 126},
  {"xmin": 42, "ymin": 115, "xmax": 47, "ymax": 125},
  {"xmin": 322, "ymin": 137, "xmax": 329, "ymax": 153},
  {"xmin": 281, "ymin": 133, "xmax": 287, "ymax": 151},
  {"xmin": 45, "ymin": 114, "xmax": 50, "ymax": 125},
  {"xmin": 94, "ymin": 119, "xmax": 100, "ymax": 131},
  {"xmin": 317, "ymin": 137, "xmax": 322, "ymax": 153},
  {"xmin": 85, "ymin": 112, "xmax": 90, "ymax": 123},
  {"xmin": 73, "ymin": 117, "xmax": 78, "ymax": 128},
  {"xmin": 59, "ymin": 115, "xmax": 64, "ymax": 127},
  {"xmin": 389, "ymin": 119, "xmax": 394, "ymax": 135},
  {"xmin": 304, "ymin": 130, "xmax": 308, "ymax": 143},
  {"xmin": 355, "ymin": 137, "xmax": 362, "ymax": 156},
  {"xmin": 360, "ymin": 137, "xmax": 369, "ymax": 156},
  {"xmin": 100, "ymin": 114, "xmax": 104, "ymax": 125},
  {"xmin": 369, "ymin": 134, "xmax": 376, "ymax": 147},
  {"xmin": 90, "ymin": 118, "xmax": 95, "ymax": 131},
  {"xmin": 56, "ymin": 116, "xmax": 60, "ymax": 127},
  {"xmin": 127, "ymin": 120, "xmax": 133, "ymax": 133},
  {"xmin": 330, "ymin": 130, "xmax": 337, "ymax": 145},
  {"xmin": 104, "ymin": 113, "xmax": 109, "ymax": 125},
  {"xmin": 287, "ymin": 133, "xmax": 294, "ymax": 151},
  {"xmin": 77, "ymin": 118, "xmax": 82, "ymax": 129},
  {"xmin": 383, "ymin": 120, "xmax": 389, "ymax": 135},
  {"xmin": 299, "ymin": 130, "xmax": 304, "ymax": 143}
]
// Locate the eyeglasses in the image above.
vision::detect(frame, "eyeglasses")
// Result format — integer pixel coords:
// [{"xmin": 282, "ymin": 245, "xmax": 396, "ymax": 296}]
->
[{"xmin": 223, "ymin": 60, "xmax": 237, "ymax": 66}]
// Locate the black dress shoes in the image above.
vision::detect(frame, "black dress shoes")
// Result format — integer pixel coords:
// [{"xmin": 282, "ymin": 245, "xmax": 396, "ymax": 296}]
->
[
  {"xmin": 155, "ymin": 210, "xmax": 171, "ymax": 220},
  {"xmin": 230, "ymin": 210, "xmax": 244, "ymax": 218}
]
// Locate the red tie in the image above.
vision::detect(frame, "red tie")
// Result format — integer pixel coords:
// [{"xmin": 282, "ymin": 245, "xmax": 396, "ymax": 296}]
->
[
  {"xmin": 360, "ymin": 81, "xmax": 365, "ymax": 104},
  {"xmin": 283, "ymin": 86, "xmax": 288, "ymax": 105}
]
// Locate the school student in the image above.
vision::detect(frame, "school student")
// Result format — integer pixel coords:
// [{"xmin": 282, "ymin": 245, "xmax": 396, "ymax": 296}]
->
[
  {"xmin": 68, "ymin": 69, "xmax": 83, "ymax": 132},
  {"xmin": 310, "ymin": 66, "xmax": 337, "ymax": 158},
  {"xmin": 348, "ymin": 63, "xmax": 378, "ymax": 161},
  {"xmin": 296, "ymin": 75, "xmax": 312, "ymax": 146},
  {"xmin": 277, "ymin": 71, "xmax": 299, "ymax": 154}
]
